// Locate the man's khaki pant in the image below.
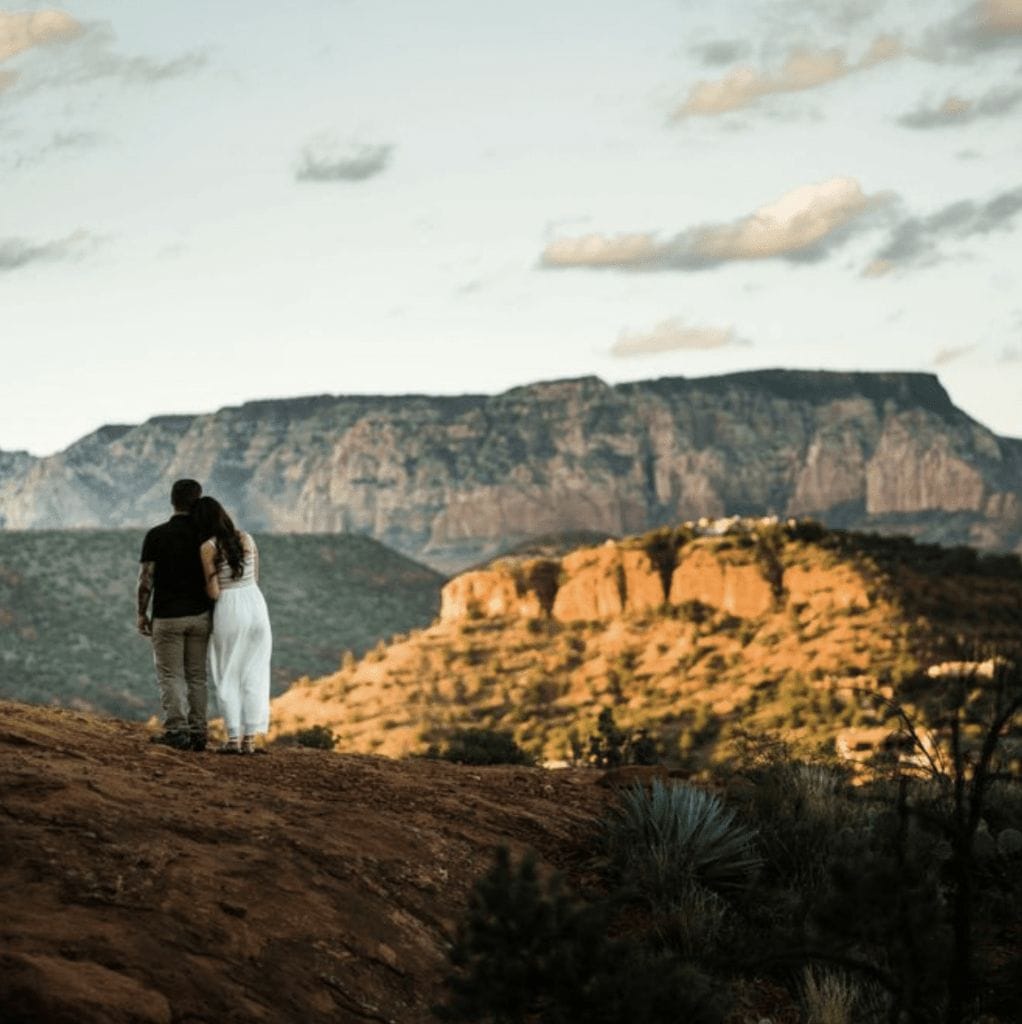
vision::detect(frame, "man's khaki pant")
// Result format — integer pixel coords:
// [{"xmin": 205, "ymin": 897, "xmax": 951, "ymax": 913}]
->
[{"xmin": 151, "ymin": 612, "xmax": 212, "ymax": 736}]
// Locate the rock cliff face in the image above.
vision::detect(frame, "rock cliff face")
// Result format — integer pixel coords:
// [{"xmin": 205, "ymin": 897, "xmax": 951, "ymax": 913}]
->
[
  {"xmin": 2, "ymin": 371, "xmax": 1020, "ymax": 571},
  {"xmin": 270, "ymin": 522, "xmax": 1022, "ymax": 763}
]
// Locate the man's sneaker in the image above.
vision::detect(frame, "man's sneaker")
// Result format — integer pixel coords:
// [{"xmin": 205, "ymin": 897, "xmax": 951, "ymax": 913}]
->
[
  {"xmin": 190, "ymin": 733, "xmax": 208, "ymax": 752},
  {"xmin": 149, "ymin": 731, "xmax": 191, "ymax": 751}
]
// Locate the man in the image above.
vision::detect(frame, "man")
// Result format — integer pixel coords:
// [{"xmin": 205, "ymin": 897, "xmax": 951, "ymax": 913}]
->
[{"xmin": 137, "ymin": 479, "xmax": 213, "ymax": 751}]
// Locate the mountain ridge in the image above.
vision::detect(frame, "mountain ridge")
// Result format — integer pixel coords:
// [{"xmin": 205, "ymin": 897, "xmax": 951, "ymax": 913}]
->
[{"xmin": 2, "ymin": 369, "xmax": 1020, "ymax": 571}]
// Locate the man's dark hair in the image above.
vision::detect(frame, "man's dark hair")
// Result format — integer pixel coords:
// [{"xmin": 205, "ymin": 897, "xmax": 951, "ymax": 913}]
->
[{"xmin": 170, "ymin": 479, "xmax": 202, "ymax": 512}]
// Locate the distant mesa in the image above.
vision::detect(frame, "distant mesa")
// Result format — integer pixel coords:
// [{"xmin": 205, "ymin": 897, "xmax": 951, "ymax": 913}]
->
[{"xmin": 0, "ymin": 369, "xmax": 1020, "ymax": 572}]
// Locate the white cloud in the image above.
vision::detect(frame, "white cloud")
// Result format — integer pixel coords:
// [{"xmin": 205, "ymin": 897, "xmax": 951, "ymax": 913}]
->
[
  {"xmin": 0, "ymin": 10, "xmax": 82, "ymax": 63},
  {"xmin": 541, "ymin": 233, "xmax": 659, "ymax": 268},
  {"xmin": 0, "ymin": 230, "xmax": 98, "ymax": 272},
  {"xmin": 933, "ymin": 344, "xmax": 979, "ymax": 366},
  {"xmin": 541, "ymin": 178, "xmax": 889, "ymax": 271},
  {"xmin": 1, "ymin": 17, "xmax": 205, "ymax": 95},
  {"xmin": 674, "ymin": 35, "xmax": 902, "ymax": 118},
  {"xmin": 611, "ymin": 318, "xmax": 750, "ymax": 357},
  {"xmin": 295, "ymin": 139, "xmax": 393, "ymax": 182}
]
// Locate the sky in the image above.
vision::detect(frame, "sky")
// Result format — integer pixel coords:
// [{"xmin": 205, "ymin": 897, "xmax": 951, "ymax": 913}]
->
[{"xmin": 1, "ymin": 0, "xmax": 1021, "ymax": 456}]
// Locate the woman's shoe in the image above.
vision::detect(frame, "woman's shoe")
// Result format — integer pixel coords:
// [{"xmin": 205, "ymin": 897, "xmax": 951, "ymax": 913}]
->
[{"xmin": 217, "ymin": 739, "xmax": 242, "ymax": 755}]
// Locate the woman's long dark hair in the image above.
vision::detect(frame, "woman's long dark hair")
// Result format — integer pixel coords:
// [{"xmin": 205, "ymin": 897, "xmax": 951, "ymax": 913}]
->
[{"xmin": 192, "ymin": 496, "xmax": 245, "ymax": 580}]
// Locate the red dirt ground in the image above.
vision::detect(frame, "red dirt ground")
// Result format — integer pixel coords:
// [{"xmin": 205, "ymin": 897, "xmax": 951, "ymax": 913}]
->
[{"xmin": 0, "ymin": 701, "xmax": 609, "ymax": 1023}]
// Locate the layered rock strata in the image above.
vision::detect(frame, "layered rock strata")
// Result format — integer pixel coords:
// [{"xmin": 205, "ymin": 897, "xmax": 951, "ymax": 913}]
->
[{"xmin": 2, "ymin": 371, "xmax": 1020, "ymax": 570}]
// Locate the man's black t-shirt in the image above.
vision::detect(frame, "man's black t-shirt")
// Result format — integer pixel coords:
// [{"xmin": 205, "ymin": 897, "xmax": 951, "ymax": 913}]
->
[{"xmin": 140, "ymin": 514, "xmax": 211, "ymax": 619}]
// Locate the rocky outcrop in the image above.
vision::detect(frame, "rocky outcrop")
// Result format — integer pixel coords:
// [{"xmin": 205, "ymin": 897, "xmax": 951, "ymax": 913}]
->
[
  {"xmin": 440, "ymin": 533, "xmax": 798, "ymax": 627},
  {"xmin": 270, "ymin": 522, "xmax": 1022, "ymax": 764},
  {"xmin": 2, "ymin": 371, "xmax": 1020, "ymax": 571}
]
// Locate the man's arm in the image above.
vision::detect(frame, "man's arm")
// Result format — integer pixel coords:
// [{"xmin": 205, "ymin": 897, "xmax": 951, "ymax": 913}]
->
[{"xmin": 137, "ymin": 562, "xmax": 155, "ymax": 636}]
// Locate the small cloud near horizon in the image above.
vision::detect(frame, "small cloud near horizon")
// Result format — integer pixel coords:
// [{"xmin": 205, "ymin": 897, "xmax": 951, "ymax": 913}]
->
[
  {"xmin": 0, "ymin": 230, "xmax": 99, "ymax": 272},
  {"xmin": 295, "ymin": 139, "xmax": 393, "ymax": 182},
  {"xmin": 611, "ymin": 318, "xmax": 751, "ymax": 357},
  {"xmin": 541, "ymin": 177, "xmax": 891, "ymax": 271},
  {"xmin": 933, "ymin": 343, "xmax": 979, "ymax": 366}
]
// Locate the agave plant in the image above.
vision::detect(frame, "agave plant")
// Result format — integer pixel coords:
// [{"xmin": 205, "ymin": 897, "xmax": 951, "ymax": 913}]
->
[{"xmin": 602, "ymin": 779, "xmax": 761, "ymax": 901}]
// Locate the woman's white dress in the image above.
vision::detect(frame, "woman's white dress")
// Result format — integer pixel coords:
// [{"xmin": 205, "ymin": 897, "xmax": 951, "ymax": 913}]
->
[{"xmin": 209, "ymin": 533, "xmax": 272, "ymax": 737}]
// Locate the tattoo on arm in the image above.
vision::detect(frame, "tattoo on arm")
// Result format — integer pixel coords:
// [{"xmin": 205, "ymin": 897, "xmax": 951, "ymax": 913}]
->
[{"xmin": 137, "ymin": 562, "xmax": 155, "ymax": 616}]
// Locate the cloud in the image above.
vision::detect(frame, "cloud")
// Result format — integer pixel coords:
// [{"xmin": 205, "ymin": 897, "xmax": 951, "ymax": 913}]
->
[
  {"xmin": 925, "ymin": 0, "xmax": 1022, "ymax": 57},
  {"xmin": 0, "ymin": 231, "xmax": 96, "ymax": 272},
  {"xmin": 674, "ymin": 35, "xmax": 902, "ymax": 118},
  {"xmin": 541, "ymin": 177, "xmax": 889, "ymax": 271},
  {"xmin": 1, "ymin": 18, "xmax": 205, "ymax": 95},
  {"xmin": 1000, "ymin": 344, "xmax": 1022, "ymax": 362},
  {"xmin": 3, "ymin": 129, "xmax": 102, "ymax": 170},
  {"xmin": 980, "ymin": 0, "xmax": 1022, "ymax": 33},
  {"xmin": 611, "ymin": 318, "xmax": 751, "ymax": 357},
  {"xmin": 295, "ymin": 140, "xmax": 393, "ymax": 182},
  {"xmin": 873, "ymin": 185, "xmax": 1022, "ymax": 269},
  {"xmin": 899, "ymin": 87, "xmax": 1022, "ymax": 127},
  {"xmin": 861, "ymin": 258, "xmax": 894, "ymax": 277},
  {"xmin": 691, "ymin": 39, "xmax": 748, "ymax": 66},
  {"xmin": 933, "ymin": 344, "xmax": 979, "ymax": 366},
  {"xmin": 0, "ymin": 10, "xmax": 82, "ymax": 63}
]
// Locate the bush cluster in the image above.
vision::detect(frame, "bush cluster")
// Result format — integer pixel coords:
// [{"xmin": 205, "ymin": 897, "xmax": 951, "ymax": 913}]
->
[
  {"xmin": 427, "ymin": 727, "xmax": 533, "ymax": 766},
  {"xmin": 436, "ymin": 660, "xmax": 1022, "ymax": 1024},
  {"xmin": 272, "ymin": 724, "xmax": 338, "ymax": 750}
]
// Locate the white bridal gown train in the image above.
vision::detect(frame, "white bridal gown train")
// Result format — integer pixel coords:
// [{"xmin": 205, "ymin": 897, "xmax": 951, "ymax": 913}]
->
[{"xmin": 209, "ymin": 534, "xmax": 272, "ymax": 738}]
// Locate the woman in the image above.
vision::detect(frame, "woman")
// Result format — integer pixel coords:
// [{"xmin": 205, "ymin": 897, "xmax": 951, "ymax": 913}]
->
[{"xmin": 193, "ymin": 496, "xmax": 272, "ymax": 754}]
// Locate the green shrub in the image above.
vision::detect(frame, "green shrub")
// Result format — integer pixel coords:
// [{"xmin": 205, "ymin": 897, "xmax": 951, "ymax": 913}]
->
[
  {"xmin": 677, "ymin": 599, "xmax": 712, "ymax": 624},
  {"xmin": 601, "ymin": 779, "xmax": 761, "ymax": 902},
  {"xmin": 812, "ymin": 794, "xmax": 951, "ymax": 1023},
  {"xmin": 437, "ymin": 847, "xmax": 726, "ymax": 1024},
  {"xmin": 273, "ymin": 724, "xmax": 338, "ymax": 750},
  {"xmin": 650, "ymin": 881, "xmax": 731, "ymax": 960},
  {"xmin": 734, "ymin": 743, "xmax": 855, "ymax": 889},
  {"xmin": 586, "ymin": 707, "xmax": 660, "ymax": 767},
  {"xmin": 431, "ymin": 727, "xmax": 533, "ymax": 766}
]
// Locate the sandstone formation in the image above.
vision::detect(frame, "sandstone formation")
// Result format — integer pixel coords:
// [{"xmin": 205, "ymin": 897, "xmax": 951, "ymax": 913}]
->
[
  {"xmin": 270, "ymin": 522, "xmax": 1022, "ymax": 764},
  {"xmin": 2, "ymin": 371, "xmax": 1021, "ymax": 571}
]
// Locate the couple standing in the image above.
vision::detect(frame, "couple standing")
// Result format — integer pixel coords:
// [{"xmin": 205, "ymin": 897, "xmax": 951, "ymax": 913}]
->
[{"xmin": 136, "ymin": 479, "xmax": 272, "ymax": 754}]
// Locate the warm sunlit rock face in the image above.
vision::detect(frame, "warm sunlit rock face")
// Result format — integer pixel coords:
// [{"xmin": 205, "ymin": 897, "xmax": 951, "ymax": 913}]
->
[
  {"xmin": 269, "ymin": 522, "xmax": 1022, "ymax": 765},
  {"xmin": 2, "ymin": 371, "xmax": 1020, "ymax": 570}
]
